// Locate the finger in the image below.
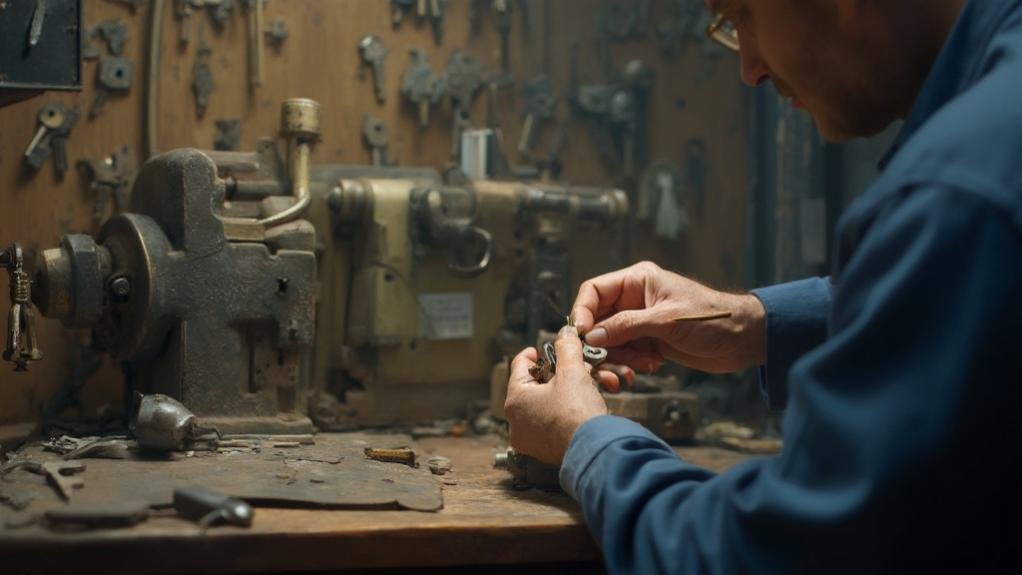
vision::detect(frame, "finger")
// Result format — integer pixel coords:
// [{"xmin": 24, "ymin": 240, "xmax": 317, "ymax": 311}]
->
[
  {"xmin": 606, "ymin": 348, "xmax": 665, "ymax": 374},
  {"xmin": 507, "ymin": 347, "xmax": 540, "ymax": 397},
  {"xmin": 585, "ymin": 308, "xmax": 672, "ymax": 348},
  {"xmin": 600, "ymin": 363, "xmax": 636, "ymax": 389},
  {"xmin": 553, "ymin": 325, "xmax": 586, "ymax": 384},
  {"xmin": 570, "ymin": 265, "xmax": 649, "ymax": 335},
  {"xmin": 595, "ymin": 370, "xmax": 621, "ymax": 393}
]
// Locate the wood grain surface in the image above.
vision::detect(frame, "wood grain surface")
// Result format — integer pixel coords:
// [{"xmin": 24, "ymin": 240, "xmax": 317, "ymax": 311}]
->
[{"xmin": 0, "ymin": 435, "xmax": 751, "ymax": 573}]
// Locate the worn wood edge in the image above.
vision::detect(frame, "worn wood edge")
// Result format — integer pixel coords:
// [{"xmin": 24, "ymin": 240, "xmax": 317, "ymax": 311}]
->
[{"xmin": 0, "ymin": 521, "xmax": 601, "ymax": 573}]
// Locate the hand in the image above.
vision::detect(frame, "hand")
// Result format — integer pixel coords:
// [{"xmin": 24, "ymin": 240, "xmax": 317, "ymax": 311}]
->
[
  {"xmin": 504, "ymin": 326, "xmax": 609, "ymax": 465},
  {"xmin": 570, "ymin": 261, "xmax": 767, "ymax": 374}
]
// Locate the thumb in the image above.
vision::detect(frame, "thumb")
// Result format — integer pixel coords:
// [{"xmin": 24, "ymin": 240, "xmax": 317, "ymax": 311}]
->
[
  {"xmin": 553, "ymin": 325, "xmax": 586, "ymax": 384},
  {"xmin": 584, "ymin": 308, "xmax": 671, "ymax": 348}
]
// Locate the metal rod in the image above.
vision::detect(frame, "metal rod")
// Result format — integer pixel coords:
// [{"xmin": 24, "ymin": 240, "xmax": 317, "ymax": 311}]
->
[{"xmin": 672, "ymin": 311, "xmax": 733, "ymax": 322}]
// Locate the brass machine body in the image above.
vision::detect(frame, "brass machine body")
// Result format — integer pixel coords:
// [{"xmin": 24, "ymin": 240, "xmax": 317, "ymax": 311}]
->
[
  {"xmin": 27, "ymin": 99, "xmax": 322, "ymax": 434},
  {"xmin": 307, "ymin": 168, "xmax": 631, "ymax": 428}
]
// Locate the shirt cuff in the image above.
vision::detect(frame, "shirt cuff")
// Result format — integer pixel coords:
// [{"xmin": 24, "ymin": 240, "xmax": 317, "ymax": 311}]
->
[
  {"xmin": 750, "ymin": 277, "xmax": 833, "ymax": 411},
  {"xmin": 559, "ymin": 415, "xmax": 670, "ymax": 500}
]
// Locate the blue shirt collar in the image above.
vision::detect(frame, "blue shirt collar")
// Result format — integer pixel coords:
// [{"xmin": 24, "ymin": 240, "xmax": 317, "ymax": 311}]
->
[{"xmin": 879, "ymin": 0, "xmax": 1020, "ymax": 170}]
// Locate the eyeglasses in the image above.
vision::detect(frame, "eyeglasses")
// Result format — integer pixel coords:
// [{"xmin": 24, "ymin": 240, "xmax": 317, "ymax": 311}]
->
[{"xmin": 706, "ymin": 12, "xmax": 740, "ymax": 52}]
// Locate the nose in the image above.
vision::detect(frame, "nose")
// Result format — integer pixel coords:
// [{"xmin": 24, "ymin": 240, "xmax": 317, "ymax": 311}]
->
[{"xmin": 738, "ymin": 36, "xmax": 771, "ymax": 87}]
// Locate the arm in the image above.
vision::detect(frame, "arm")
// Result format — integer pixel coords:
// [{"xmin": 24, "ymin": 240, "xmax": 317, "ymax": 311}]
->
[
  {"xmin": 556, "ymin": 186, "xmax": 1022, "ymax": 573},
  {"xmin": 750, "ymin": 276, "xmax": 834, "ymax": 410}
]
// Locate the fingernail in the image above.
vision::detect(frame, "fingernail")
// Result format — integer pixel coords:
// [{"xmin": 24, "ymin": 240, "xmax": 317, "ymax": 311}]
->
[
  {"xmin": 586, "ymin": 327, "xmax": 608, "ymax": 346},
  {"xmin": 559, "ymin": 325, "xmax": 579, "ymax": 338}
]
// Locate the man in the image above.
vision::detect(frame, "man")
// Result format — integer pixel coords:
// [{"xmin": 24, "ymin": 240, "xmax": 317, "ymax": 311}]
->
[{"xmin": 504, "ymin": 0, "xmax": 1022, "ymax": 572}]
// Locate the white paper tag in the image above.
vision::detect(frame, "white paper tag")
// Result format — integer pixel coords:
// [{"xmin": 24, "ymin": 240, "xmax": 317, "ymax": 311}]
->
[{"xmin": 418, "ymin": 293, "xmax": 474, "ymax": 340}]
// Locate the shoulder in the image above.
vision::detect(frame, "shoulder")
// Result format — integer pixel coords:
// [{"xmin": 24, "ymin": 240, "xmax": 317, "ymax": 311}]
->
[{"xmin": 863, "ymin": 14, "xmax": 1022, "ymax": 234}]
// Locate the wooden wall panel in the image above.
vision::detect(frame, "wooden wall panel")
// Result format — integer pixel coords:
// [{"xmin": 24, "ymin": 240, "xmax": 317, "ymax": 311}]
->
[{"xmin": 0, "ymin": 0, "xmax": 749, "ymax": 425}]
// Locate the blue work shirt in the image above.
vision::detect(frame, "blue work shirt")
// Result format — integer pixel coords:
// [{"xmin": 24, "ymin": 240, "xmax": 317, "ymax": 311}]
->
[{"xmin": 559, "ymin": 0, "xmax": 1022, "ymax": 572}]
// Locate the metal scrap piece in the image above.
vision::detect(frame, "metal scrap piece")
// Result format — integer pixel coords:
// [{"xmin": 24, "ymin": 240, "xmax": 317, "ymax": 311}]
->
[
  {"xmin": 41, "ymin": 461, "xmax": 86, "ymax": 500},
  {"xmin": 427, "ymin": 456, "xmax": 452, "ymax": 476},
  {"xmin": 364, "ymin": 447, "xmax": 416, "ymax": 467},
  {"xmin": 0, "ymin": 489, "xmax": 36, "ymax": 511}
]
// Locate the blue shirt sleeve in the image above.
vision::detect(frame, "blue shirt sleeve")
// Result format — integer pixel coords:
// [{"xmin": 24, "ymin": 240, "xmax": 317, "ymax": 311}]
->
[
  {"xmin": 560, "ymin": 186, "xmax": 1022, "ymax": 574},
  {"xmin": 750, "ymin": 277, "xmax": 833, "ymax": 410}
]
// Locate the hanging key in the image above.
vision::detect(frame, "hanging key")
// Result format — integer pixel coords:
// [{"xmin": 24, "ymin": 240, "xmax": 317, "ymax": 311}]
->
[
  {"xmin": 444, "ymin": 52, "xmax": 484, "ymax": 159},
  {"xmin": 444, "ymin": 51, "xmax": 483, "ymax": 110},
  {"xmin": 90, "ymin": 57, "xmax": 134, "ymax": 119},
  {"xmin": 175, "ymin": 0, "xmax": 195, "ymax": 45},
  {"xmin": 24, "ymin": 101, "xmax": 66, "ymax": 171},
  {"xmin": 469, "ymin": 0, "xmax": 487, "ymax": 35},
  {"xmin": 358, "ymin": 35, "xmax": 388, "ymax": 104},
  {"xmin": 427, "ymin": 0, "xmax": 447, "ymax": 44},
  {"xmin": 96, "ymin": 19, "xmax": 128, "ymax": 56},
  {"xmin": 193, "ymin": 38, "xmax": 214, "ymax": 119},
  {"xmin": 244, "ymin": 0, "xmax": 264, "ymax": 91},
  {"xmin": 362, "ymin": 114, "xmax": 392, "ymax": 167},
  {"xmin": 400, "ymin": 49, "xmax": 445, "ymax": 128},
  {"xmin": 79, "ymin": 145, "xmax": 137, "ymax": 228},
  {"xmin": 493, "ymin": 0, "xmax": 514, "ymax": 86},
  {"xmin": 391, "ymin": 0, "xmax": 415, "ymax": 27},
  {"xmin": 518, "ymin": 75, "xmax": 556, "ymax": 155},
  {"xmin": 49, "ymin": 106, "xmax": 80, "ymax": 179},
  {"xmin": 485, "ymin": 81, "xmax": 510, "ymax": 177}
]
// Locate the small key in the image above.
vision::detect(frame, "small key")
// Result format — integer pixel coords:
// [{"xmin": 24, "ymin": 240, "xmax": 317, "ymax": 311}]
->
[
  {"xmin": 24, "ymin": 102, "xmax": 66, "ymax": 170},
  {"xmin": 428, "ymin": 0, "xmax": 447, "ymax": 44},
  {"xmin": 358, "ymin": 35, "xmax": 388, "ymax": 104},
  {"xmin": 469, "ymin": 0, "xmax": 487, "ymax": 35},
  {"xmin": 49, "ymin": 107, "xmax": 80, "ymax": 178},
  {"xmin": 400, "ymin": 49, "xmax": 445, "ymax": 128},
  {"xmin": 391, "ymin": 0, "xmax": 415, "ymax": 27},
  {"xmin": 176, "ymin": 0, "xmax": 194, "ymax": 44},
  {"xmin": 362, "ymin": 114, "xmax": 391, "ymax": 166},
  {"xmin": 494, "ymin": 0, "xmax": 513, "ymax": 80},
  {"xmin": 609, "ymin": 88, "xmax": 638, "ymax": 177},
  {"xmin": 444, "ymin": 51, "xmax": 483, "ymax": 109},
  {"xmin": 519, "ymin": 75, "xmax": 556, "ymax": 155}
]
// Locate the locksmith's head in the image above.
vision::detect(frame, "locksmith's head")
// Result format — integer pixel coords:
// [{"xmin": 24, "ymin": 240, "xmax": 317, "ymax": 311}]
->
[{"xmin": 707, "ymin": 0, "xmax": 966, "ymax": 141}]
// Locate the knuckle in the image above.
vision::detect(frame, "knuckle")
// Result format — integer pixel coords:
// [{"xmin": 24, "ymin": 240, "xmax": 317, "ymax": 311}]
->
[{"xmin": 636, "ymin": 260, "xmax": 661, "ymax": 274}]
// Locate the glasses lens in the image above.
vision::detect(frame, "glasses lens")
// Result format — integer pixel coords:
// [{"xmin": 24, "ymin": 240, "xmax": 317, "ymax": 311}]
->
[{"xmin": 708, "ymin": 16, "xmax": 740, "ymax": 51}]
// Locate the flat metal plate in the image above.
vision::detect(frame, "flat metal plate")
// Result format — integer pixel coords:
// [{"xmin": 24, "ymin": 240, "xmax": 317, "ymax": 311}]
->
[
  {"xmin": 0, "ymin": 433, "xmax": 442, "ymax": 529},
  {"xmin": 0, "ymin": 0, "xmax": 83, "ymax": 91}
]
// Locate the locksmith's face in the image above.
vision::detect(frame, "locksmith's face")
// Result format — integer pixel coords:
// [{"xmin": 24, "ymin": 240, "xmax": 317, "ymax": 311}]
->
[{"xmin": 714, "ymin": 0, "xmax": 906, "ymax": 141}]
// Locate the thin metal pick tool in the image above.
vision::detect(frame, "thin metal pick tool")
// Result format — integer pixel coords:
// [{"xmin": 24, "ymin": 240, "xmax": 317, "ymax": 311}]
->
[{"xmin": 672, "ymin": 311, "xmax": 733, "ymax": 322}]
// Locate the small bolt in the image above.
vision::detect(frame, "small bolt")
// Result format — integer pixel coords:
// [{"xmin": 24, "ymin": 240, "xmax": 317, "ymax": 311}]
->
[
  {"xmin": 110, "ymin": 275, "xmax": 131, "ymax": 302},
  {"xmin": 493, "ymin": 451, "xmax": 510, "ymax": 468}
]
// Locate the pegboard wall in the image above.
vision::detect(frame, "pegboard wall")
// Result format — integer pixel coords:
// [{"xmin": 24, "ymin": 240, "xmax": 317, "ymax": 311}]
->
[{"xmin": 0, "ymin": 0, "xmax": 750, "ymax": 428}]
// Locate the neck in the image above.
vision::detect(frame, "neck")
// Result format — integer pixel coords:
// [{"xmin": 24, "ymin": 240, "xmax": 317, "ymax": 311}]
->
[{"xmin": 888, "ymin": 0, "xmax": 968, "ymax": 118}]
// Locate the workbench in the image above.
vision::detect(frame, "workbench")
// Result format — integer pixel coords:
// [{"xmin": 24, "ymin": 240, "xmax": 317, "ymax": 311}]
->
[{"xmin": 0, "ymin": 435, "xmax": 750, "ymax": 574}]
